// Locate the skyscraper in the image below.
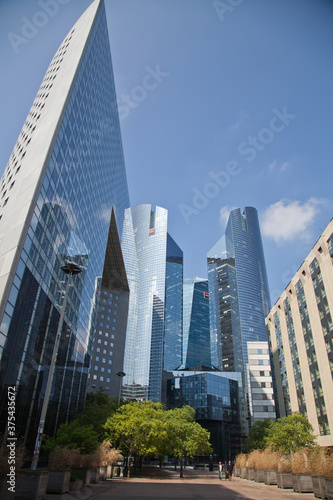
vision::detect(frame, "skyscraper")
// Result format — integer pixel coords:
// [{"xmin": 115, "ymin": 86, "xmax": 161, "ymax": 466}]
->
[
  {"xmin": 121, "ymin": 204, "xmax": 183, "ymax": 401},
  {"xmin": 0, "ymin": 0, "xmax": 130, "ymax": 451},
  {"xmin": 182, "ymin": 278, "xmax": 211, "ymax": 369},
  {"xmin": 207, "ymin": 207, "xmax": 271, "ymax": 373}
]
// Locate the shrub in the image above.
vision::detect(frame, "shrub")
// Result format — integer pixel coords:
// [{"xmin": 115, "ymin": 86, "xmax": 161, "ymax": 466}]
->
[
  {"xmin": 48, "ymin": 442, "xmax": 122, "ymax": 470},
  {"xmin": 309, "ymin": 447, "xmax": 333, "ymax": 477},
  {"xmin": 235, "ymin": 453, "xmax": 247, "ymax": 468},
  {"xmin": 259, "ymin": 448, "xmax": 280, "ymax": 471},
  {"xmin": 277, "ymin": 455, "xmax": 292, "ymax": 472},
  {"xmin": 291, "ymin": 448, "xmax": 312, "ymax": 474}
]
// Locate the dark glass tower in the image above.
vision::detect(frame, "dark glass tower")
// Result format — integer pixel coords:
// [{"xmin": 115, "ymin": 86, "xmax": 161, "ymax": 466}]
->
[
  {"xmin": 208, "ymin": 207, "xmax": 271, "ymax": 372},
  {"xmin": 0, "ymin": 0, "xmax": 130, "ymax": 453},
  {"xmin": 182, "ymin": 278, "xmax": 211, "ymax": 369}
]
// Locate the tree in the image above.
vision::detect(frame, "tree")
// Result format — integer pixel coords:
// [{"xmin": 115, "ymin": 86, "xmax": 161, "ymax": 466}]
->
[
  {"xmin": 77, "ymin": 391, "xmax": 119, "ymax": 441},
  {"xmin": 44, "ymin": 419, "xmax": 99, "ymax": 455},
  {"xmin": 104, "ymin": 401, "xmax": 165, "ymax": 477},
  {"xmin": 266, "ymin": 412, "xmax": 316, "ymax": 454},
  {"xmin": 243, "ymin": 419, "xmax": 275, "ymax": 453},
  {"xmin": 164, "ymin": 406, "xmax": 212, "ymax": 478}
]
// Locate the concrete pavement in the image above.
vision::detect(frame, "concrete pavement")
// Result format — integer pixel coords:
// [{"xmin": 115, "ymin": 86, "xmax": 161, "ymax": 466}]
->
[{"xmin": 45, "ymin": 467, "xmax": 316, "ymax": 500}]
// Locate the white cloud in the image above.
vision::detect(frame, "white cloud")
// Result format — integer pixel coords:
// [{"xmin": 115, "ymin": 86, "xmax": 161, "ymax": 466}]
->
[
  {"xmin": 267, "ymin": 159, "xmax": 290, "ymax": 174},
  {"xmin": 261, "ymin": 198, "xmax": 325, "ymax": 243},
  {"xmin": 220, "ymin": 206, "xmax": 237, "ymax": 227}
]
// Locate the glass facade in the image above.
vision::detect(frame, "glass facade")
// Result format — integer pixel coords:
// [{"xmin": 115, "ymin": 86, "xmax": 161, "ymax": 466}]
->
[
  {"xmin": 167, "ymin": 370, "xmax": 245, "ymax": 459},
  {"xmin": 207, "ymin": 207, "xmax": 270, "ymax": 373},
  {"xmin": 121, "ymin": 205, "xmax": 183, "ymax": 401},
  {"xmin": 181, "ymin": 278, "xmax": 211, "ymax": 369},
  {"xmin": 0, "ymin": 1, "xmax": 130, "ymax": 453}
]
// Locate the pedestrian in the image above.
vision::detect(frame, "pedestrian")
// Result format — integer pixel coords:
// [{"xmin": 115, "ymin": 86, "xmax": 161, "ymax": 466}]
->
[
  {"xmin": 227, "ymin": 460, "xmax": 233, "ymax": 480},
  {"xmin": 218, "ymin": 462, "xmax": 223, "ymax": 480}
]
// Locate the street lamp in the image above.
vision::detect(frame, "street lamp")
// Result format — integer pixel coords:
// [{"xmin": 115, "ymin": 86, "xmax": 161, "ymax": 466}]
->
[
  {"xmin": 31, "ymin": 262, "xmax": 82, "ymax": 470},
  {"xmin": 117, "ymin": 371, "xmax": 126, "ymax": 407}
]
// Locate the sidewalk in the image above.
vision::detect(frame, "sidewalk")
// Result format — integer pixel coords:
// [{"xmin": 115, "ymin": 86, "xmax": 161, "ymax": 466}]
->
[{"xmin": 45, "ymin": 466, "xmax": 317, "ymax": 500}]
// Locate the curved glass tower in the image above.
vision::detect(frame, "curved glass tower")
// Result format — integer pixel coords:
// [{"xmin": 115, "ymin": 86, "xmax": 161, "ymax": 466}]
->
[
  {"xmin": 208, "ymin": 207, "xmax": 271, "ymax": 371},
  {"xmin": 0, "ymin": 0, "xmax": 130, "ymax": 452},
  {"xmin": 121, "ymin": 204, "xmax": 183, "ymax": 401}
]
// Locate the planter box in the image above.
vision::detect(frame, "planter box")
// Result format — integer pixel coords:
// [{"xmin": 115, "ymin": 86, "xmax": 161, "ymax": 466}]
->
[
  {"xmin": 325, "ymin": 477, "xmax": 333, "ymax": 500},
  {"xmin": 69, "ymin": 479, "xmax": 83, "ymax": 491},
  {"xmin": 277, "ymin": 471, "xmax": 293, "ymax": 489},
  {"xmin": 292, "ymin": 473, "xmax": 313, "ymax": 493},
  {"xmin": 247, "ymin": 468, "xmax": 256, "ymax": 481},
  {"xmin": 255, "ymin": 469, "xmax": 265, "ymax": 483},
  {"xmin": 46, "ymin": 469, "xmax": 71, "ymax": 494},
  {"xmin": 90, "ymin": 468, "xmax": 100, "ymax": 483},
  {"xmin": 0, "ymin": 477, "xmax": 15, "ymax": 500},
  {"xmin": 15, "ymin": 470, "xmax": 49, "ymax": 500},
  {"xmin": 240, "ymin": 467, "xmax": 248, "ymax": 479},
  {"xmin": 105, "ymin": 465, "xmax": 112, "ymax": 479},
  {"xmin": 70, "ymin": 468, "xmax": 91, "ymax": 486},
  {"xmin": 264, "ymin": 469, "xmax": 277, "ymax": 485},
  {"xmin": 98, "ymin": 467, "xmax": 106, "ymax": 480},
  {"xmin": 312, "ymin": 476, "xmax": 328, "ymax": 499},
  {"xmin": 234, "ymin": 467, "xmax": 240, "ymax": 477}
]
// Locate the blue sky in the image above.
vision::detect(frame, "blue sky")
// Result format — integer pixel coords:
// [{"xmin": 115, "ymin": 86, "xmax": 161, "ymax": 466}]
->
[{"xmin": 1, "ymin": 0, "xmax": 332, "ymax": 304}]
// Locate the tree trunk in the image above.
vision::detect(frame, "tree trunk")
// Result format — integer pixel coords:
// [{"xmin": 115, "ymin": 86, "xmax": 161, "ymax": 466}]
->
[{"xmin": 180, "ymin": 457, "xmax": 183, "ymax": 478}]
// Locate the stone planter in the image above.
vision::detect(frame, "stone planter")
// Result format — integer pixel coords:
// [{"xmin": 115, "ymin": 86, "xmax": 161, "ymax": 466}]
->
[
  {"xmin": 247, "ymin": 468, "xmax": 256, "ymax": 481},
  {"xmin": 15, "ymin": 470, "xmax": 49, "ymax": 500},
  {"xmin": 98, "ymin": 467, "xmax": 106, "ymax": 480},
  {"xmin": 0, "ymin": 477, "xmax": 15, "ymax": 500},
  {"xmin": 312, "ymin": 475, "xmax": 328, "ymax": 499},
  {"xmin": 234, "ymin": 466, "xmax": 240, "ymax": 477},
  {"xmin": 70, "ymin": 467, "xmax": 91, "ymax": 487},
  {"xmin": 255, "ymin": 469, "xmax": 265, "ymax": 482},
  {"xmin": 90, "ymin": 468, "xmax": 100, "ymax": 483},
  {"xmin": 277, "ymin": 471, "xmax": 293, "ymax": 489},
  {"xmin": 105, "ymin": 465, "xmax": 112, "ymax": 479},
  {"xmin": 264, "ymin": 469, "xmax": 277, "ymax": 485},
  {"xmin": 325, "ymin": 477, "xmax": 333, "ymax": 500},
  {"xmin": 240, "ymin": 467, "xmax": 248, "ymax": 479},
  {"xmin": 292, "ymin": 473, "xmax": 313, "ymax": 493},
  {"xmin": 69, "ymin": 479, "xmax": 83, "ymax": 491},
  {"xmin": 46, "ymin": 469, "xmax": 71, "ymax": 494}
]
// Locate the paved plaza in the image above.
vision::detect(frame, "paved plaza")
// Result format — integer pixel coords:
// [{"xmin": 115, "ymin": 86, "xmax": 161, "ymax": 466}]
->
[{"xmin": 45, "ymin": 467, "xmax": 316, "ymax": 500}]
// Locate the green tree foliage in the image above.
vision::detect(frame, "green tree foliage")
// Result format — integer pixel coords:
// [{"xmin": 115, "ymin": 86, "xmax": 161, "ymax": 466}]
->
[
  {"xmin": 77, "ymin": 391, "xmax": 119, "ymax": 440},
  {"xmin": 266, "ymin": 412, "xmax": 316, "ymax": 454},
  {"xmin": 164, "ymin": 406, "xmax": 212, "ymax": 477},
  {"xmin": 104, "ymin": 401, "xmax": 165, "ymax": 477},
  {"xmin": 104, "ymin": 402, "xmax": 212, "ymax": 478},
  {"xmin": 44, "ymin": 420, "xmax": 99, "ymax": 455},
  {"xmin": 44, "ymin": 391, "xmax": 119, "ymax": 455},
  {"xmin": 243, "ymin": 419, "xmax": 275, "ymax": 453}
]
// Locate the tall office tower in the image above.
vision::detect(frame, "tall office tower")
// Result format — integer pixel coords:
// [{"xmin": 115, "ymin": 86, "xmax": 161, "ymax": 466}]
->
[
  {"xmin": 266, "ymin": 219, "xmax": 333, "ymax": 447},
  {"xmin": 87, "ymin": 211, "xmax": 129, "ymax": 398},
  {"xmin": 207, "ymin": 207, "xmax": 271, "ymax": 373},
  {"xmin": 121, "ymin": 204, "xmax": 183, "ymax": 401},
  {"xmin": 181, "ymin": 278, "xmax": 211, "ymax": 369},
  {"xmin": 0, "ymin": 0, "xmax": 130, "ymax": 452}
]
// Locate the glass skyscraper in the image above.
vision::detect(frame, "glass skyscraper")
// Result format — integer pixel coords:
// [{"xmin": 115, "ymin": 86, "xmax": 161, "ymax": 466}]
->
[
  {"xmin": 0, "ymin": 0, "xmax": 130, "ymax": 453},
  {"xmin": 181, "ymin": 278, "xmax": 211, "ymax": 369},
  {"xmin": 121, "ymin": 204, "xmax": 183, "ymax": 401},
  {"xmin": 207, "ymin": 207, "xmax": 271, "ymax": 372}
]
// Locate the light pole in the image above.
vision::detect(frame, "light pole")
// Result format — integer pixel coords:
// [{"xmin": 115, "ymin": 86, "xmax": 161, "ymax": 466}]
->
[
  {"xmin": 31, "ymin": 262, "xmax": 82, "ymax": 470},
  {"xmin": 117, "ymin": 371, "xmax": 126, "ymax": 407}
]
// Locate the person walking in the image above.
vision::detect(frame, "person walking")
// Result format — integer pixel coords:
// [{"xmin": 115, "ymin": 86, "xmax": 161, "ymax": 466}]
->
[
  {"xmin": 227, "ymin": 461, "xmax": 233, "ymax": 480},
  {"xmin": 218, "ymin": 462, "xmax": 223, "ymax": 480}
]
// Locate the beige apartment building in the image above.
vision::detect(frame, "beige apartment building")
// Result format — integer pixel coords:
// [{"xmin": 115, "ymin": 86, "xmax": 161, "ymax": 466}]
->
[{"xmin": 266, "ymin": 219, "xmax": 333, "ymax": 447}]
